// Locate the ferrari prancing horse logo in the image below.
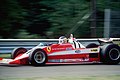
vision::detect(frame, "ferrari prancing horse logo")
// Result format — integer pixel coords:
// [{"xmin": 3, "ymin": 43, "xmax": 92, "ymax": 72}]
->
[{"xmin": 47, "ymin": 46, "xmax": 51, "ymax": 52}]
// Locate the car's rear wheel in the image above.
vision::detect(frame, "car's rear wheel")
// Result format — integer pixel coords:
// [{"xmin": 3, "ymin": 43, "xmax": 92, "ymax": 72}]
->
[
  {"xmin": 29, "ymin": 49, "xmax": 47, "ymax": 66},
  {"xmin": 11, "ymin": 47, "xmax": 27, "ymax": 59},
  {"xmin": 100, "ymin": 44, "xmax": 120, "ymax": 64}
]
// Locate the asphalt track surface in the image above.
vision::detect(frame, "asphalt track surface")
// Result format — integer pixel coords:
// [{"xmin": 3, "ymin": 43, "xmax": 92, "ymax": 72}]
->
[{"xmin": 0, "ymin": 63, "xmax": 120, "ymax": 78}]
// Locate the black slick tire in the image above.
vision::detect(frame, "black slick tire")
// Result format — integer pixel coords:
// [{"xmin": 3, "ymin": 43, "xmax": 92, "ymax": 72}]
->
[
  {"xmin": 100, "ymin": 44, "xmax": 120, "ymax": 64},
  {"xmin": 11, "ymin": 47, "xmax": 27, "ymax": 59},
  {"xmin": 29, "ymin": 48, "xmax": 47, "ymax": 66}
]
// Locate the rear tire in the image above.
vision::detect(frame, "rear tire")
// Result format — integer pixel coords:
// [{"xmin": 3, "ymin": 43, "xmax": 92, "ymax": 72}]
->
[
  {"xmin": 100, "ymin": 44, "xmax": 120, "ymax": 64},
  {"xmin": 11, "ymin": 47, "xmax": 27, "ymax": 59},
  {"xmin": 29, "ymin": 48, "xmax": 47, "ymax": 66}
]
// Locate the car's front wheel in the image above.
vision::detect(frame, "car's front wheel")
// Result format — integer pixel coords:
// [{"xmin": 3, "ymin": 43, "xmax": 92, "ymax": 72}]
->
[{"xmin": 11, "ymin": 47, "xmax": 27, "ymax": 59}]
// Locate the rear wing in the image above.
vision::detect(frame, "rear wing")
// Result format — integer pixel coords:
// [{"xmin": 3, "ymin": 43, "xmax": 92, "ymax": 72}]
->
[{"xmin": 98, "ymin": 38, "xmax": 120, "ymax": 46}]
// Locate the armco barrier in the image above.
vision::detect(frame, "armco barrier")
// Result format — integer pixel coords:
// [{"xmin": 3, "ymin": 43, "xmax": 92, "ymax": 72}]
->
[
  {"xmin": 0, "ymin": 38, "xmax": 119, "ymax": 54},
  {"xmin": 0, "ymin": 39, "xmax": 58, "ymax": 54}
]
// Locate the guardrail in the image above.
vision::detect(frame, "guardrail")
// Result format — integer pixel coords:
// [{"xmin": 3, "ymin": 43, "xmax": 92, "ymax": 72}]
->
[{"xmin": 0, "ymin": 38, "xmax": 120, "ymax": 54}]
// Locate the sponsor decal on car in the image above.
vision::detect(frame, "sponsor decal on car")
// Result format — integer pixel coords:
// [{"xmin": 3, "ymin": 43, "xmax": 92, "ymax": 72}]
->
[
  {"xmin": 60, "ymin": 58, "xmax": 89, "ymax": 62},
  {"xmin": 91, "ymin": 49, "xmax": 98, "ymax": 52},
  {"xmin": 52, "ymin": 48, "xmax": 64, "ymax": 51},
  {"xmin": 48, "ymin": 59, "xmax": 60, "ymax": 62},
  {"xmin": 47, "ymin": 46, "xmax": 51, "ymax": 52},
  {"xmin": 66, "ymin": 47, "xmax": 73, "ymax": 50},
  {"xmin": 48, "ymin": 58, "xmax": 89, "ymax": 63},
  {"xmin": 75, "ymin": 49, "xmax": 81, "ymax": 53}
]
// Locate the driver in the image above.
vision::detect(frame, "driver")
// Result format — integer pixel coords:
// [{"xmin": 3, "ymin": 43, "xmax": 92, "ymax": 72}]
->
[
  {"xmin": 63, "ymin": 37, "xmax": 68, "ymax": 43},
  {"xmin": 68, "ymin": 34, "xmax": 76, "ymax": 44},
  {"xmin": 58, "ymin": 34, "xmax": 85, "ymax": 48},
  {"xmin": 59, "ymin": 34, "xmax": 75, "ymax": 44},
  {"xmin": 59, "ymin": 36, "xmax": 68, "ymax": 44}
]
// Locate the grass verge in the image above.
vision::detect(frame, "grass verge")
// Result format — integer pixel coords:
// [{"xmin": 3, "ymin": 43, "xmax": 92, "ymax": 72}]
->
[
  {"xmin": 0, "ymin": 53, "xmax": 11, "ymax": 58},
  {"xmin": 0, "ymin": 75, "xmax": 120, "ymax": 80}
]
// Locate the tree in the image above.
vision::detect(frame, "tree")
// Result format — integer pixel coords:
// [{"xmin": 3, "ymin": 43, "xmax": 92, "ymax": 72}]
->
[
  {"xmin": 18, "ymin": 0, "xmax": 54, "ymax": 38},
  {"xmin": 0, "ymin": 0, "xmax": 24, "ymax": 38}
]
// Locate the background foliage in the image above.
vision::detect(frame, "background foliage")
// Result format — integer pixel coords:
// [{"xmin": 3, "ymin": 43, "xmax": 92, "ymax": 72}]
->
[{"xmin": 0, "ymin": 0, "xmax": 119, "ymax": 38}]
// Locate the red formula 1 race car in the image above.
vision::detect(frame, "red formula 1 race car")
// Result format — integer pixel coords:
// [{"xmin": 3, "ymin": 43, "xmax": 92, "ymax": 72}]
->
[{"xmin": 0, "ymin": 35, "xmax": 120, "ymax": 66}]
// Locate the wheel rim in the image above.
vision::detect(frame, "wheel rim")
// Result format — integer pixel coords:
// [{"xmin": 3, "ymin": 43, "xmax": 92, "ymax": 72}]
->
[
  {"xmin": 34, "ymin": 51, "xmax": 46, "ymax": 63},
  {"xmin": 109, "ymin": 48, "xmax": 120, "ymax": 60}
]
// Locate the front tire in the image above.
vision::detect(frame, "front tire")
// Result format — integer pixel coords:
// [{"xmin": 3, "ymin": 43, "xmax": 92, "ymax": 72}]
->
[
  {"xmin": 100, "ymin": 44, "xmax": 120, "ymax": 64},
  {"xmin": 29, "ymin": 49, "xmax": 47, "ymax": 66},
  {"xmin": 11, "ymin": 47, "xmax": 27, "ymax": 59}
]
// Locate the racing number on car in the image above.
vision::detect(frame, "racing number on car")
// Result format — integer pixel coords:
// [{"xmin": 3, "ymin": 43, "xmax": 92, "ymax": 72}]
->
[{"xmin": 47, "ymin": 46, "xmax": 51, "ymax": 52}]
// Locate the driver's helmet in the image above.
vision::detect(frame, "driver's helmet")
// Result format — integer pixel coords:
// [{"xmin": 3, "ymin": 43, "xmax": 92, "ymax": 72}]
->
[{"xmin": 59, "ymin": 36, "xmax": 67, "ymax": 44}]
